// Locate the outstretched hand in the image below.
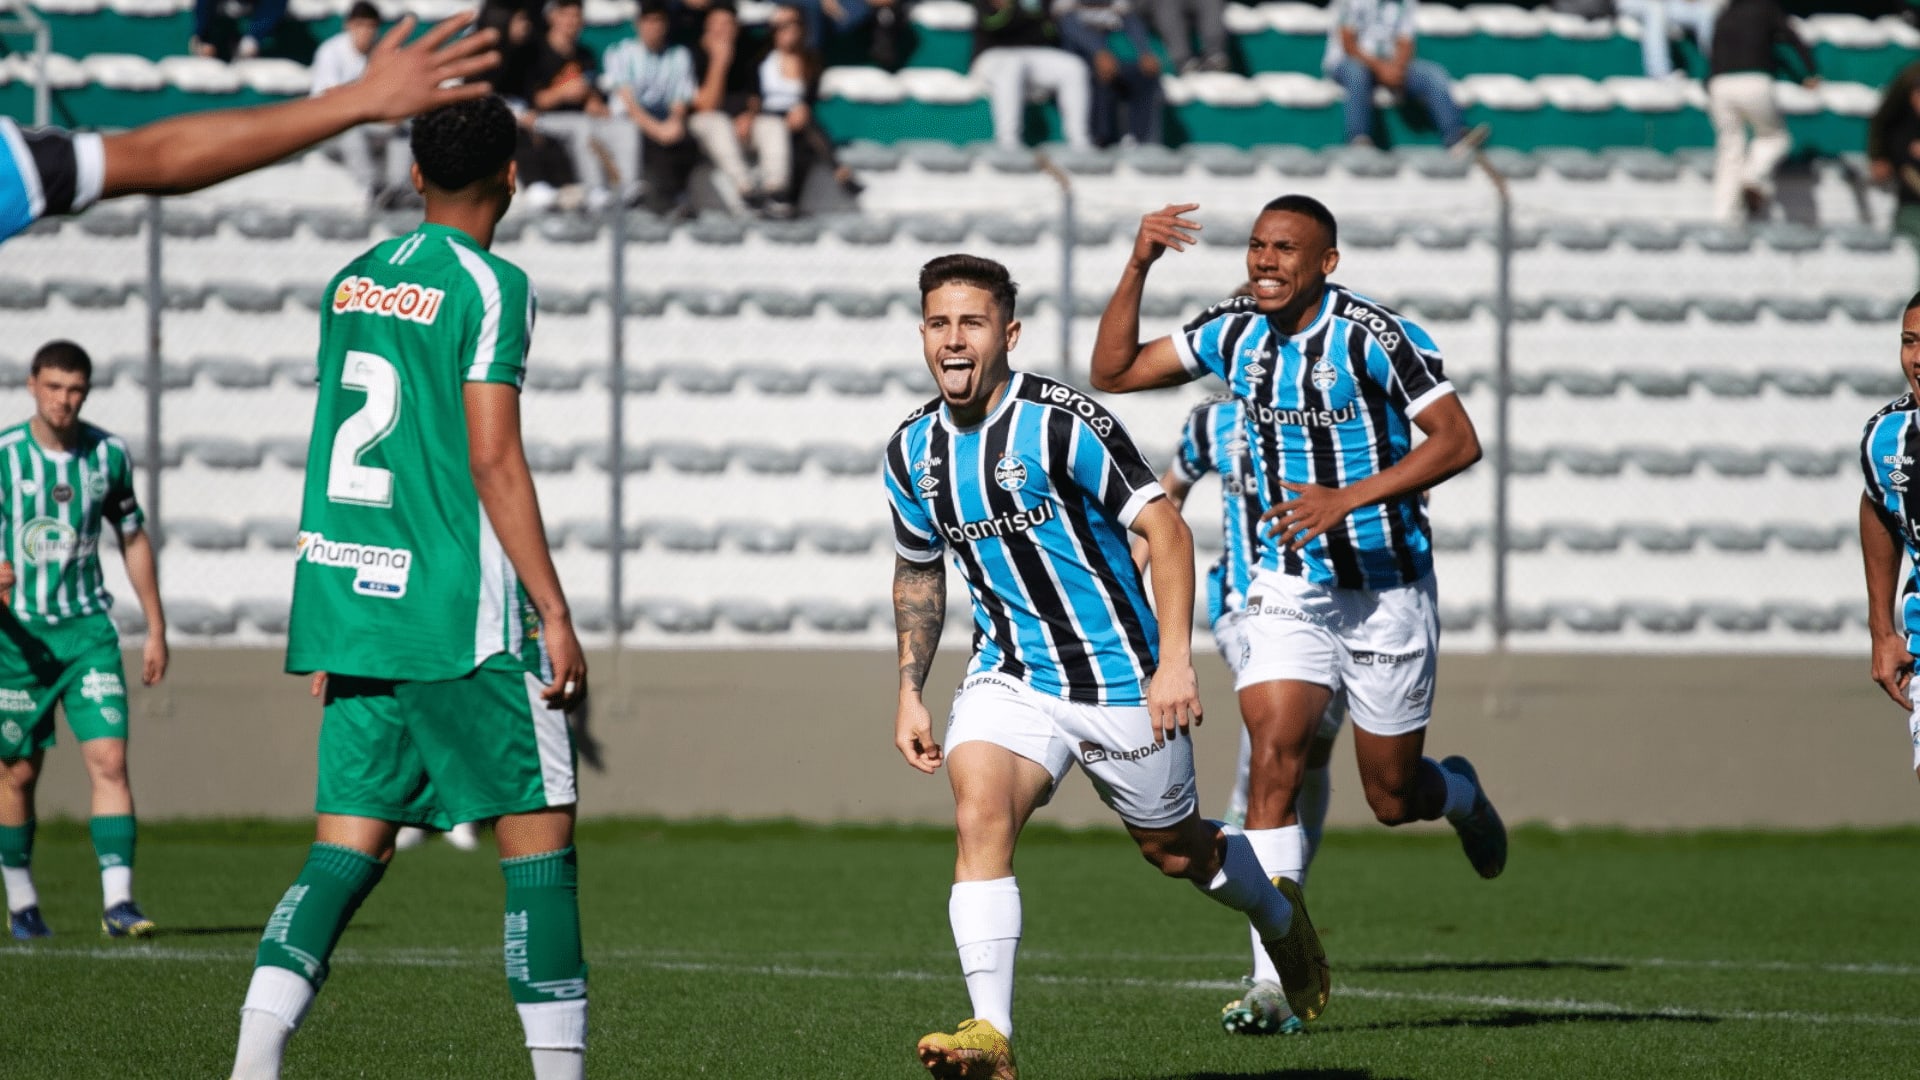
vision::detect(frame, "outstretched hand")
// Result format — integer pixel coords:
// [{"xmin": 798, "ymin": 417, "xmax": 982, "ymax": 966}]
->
[
  {"xmin": 1129, "ymin": 203, "xmax": 1202, "ymax": 270},
  {"xmin": 354, "ymin": 13, "xmax": 502, "ymax": 124}
]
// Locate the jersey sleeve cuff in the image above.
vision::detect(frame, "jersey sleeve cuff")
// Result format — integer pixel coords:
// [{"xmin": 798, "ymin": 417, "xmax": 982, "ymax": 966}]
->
[
  {"xmin": 466, "ymin": 364, "xmax": 527, "ymax": 389},
  {"xmin": 1116, "ymin": 481, "xmax": 1167, "ymax": 528},
  {"xmin": 1404, "ymin": 381, "xmax": 1455, "ymax": 420},
  {"xmin": 894, "ymin": 540, "xmax": 943, "ymax": 564},
  {"xmin": 1170, "ymin": 332, "xmax": 1207, "ymax": 378},
  {"xmin": 71, "ymin": 133, "xmax": 104, "ymax": 213},
  {"xmin": 1171, "ymin": 455, "xmax": 1204, "ymax": 484}
]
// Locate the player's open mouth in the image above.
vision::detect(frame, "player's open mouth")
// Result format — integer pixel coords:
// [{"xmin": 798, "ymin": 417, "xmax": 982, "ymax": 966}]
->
[
  {"xmin": 938, "ymin": 357, "xmax": 976, "ymax": 397},
  {"xmin": 1250, "ymin": 278, "xmax": 1286, "ymax": 300}
]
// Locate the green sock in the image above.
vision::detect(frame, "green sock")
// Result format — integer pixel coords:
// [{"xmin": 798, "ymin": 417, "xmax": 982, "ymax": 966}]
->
[
  {"xmin": 255, "ymin": 843, "xmax": 386, "ymax": 990},
  {"xmin": 90, "ymin": 814, "xmax": 135, "ymax": 871},
  {"xmin": 0, "ymin": 820, "xmax": 32, "ymax": 868},
  {"xmin": 501, "ymin": 846, "xmax": 588, "ymax": 1004}
]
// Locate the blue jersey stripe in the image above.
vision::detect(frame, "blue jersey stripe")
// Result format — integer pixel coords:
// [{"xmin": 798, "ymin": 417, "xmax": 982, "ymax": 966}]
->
[
  {"xmin": 1862, "ymin": 395, "xmax": 1920, "ymax": 655},
  {"xmin": 1176, "ymin": 398, "xmax": 1262, "ymax": 627}
]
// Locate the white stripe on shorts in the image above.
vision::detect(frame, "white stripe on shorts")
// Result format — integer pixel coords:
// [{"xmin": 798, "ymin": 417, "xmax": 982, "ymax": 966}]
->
[{"xmin": 524, "ymin": 673, "xmax": 576, "ymax": 807}]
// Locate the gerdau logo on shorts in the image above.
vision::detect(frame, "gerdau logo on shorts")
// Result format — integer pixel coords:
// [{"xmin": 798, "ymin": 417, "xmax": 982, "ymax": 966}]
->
[{"xmin": 297, "ymin": 531, "xmax": 414, "ymax": 599}]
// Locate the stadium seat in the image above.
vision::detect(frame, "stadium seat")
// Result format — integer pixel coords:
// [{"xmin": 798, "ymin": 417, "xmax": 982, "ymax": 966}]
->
[
  {"xmin": 793, "ymin": 598, "xmax": 873, "ymax": 633},
  {"xmin": 715, "ymin": 598, "xmax": 793, "ymax": 633},
  {"xmin": 1437, "ymin": 603, "xmax": 1482, "ymax": 632},
  {"xmin": 1693, "ymin": 522, "xmax": 1767, "ymax": 552},
  {"xmin": 183, "ymin": 437, "xmax": 263, "ymax": 469},
  {"xmin": 167, "ymin": 518, "xmax": 247, "ymax": 550},
  {"xmin": 638, "ymin": 597, "xmax": 717, "ymax": 634},
  {"xmin": 1695, "ymin": 446, "xmax": 1768, "ymax": 478},
  {"xmin": 570, "ymin": 520, "xmax": 643, "ymax": 552},
  {"xmin": 578, "ymin": 441, "xmax": 653, "ymax": 473},
  {"xmin": 199, "ymin": 356, "xmax": 275, "ymax": 389},
  {"xmin": 245, "ymin": 517, "xmax": 298, "ymax": 549},
  {"xmin": 259, "ymin": 438, "xmax": 308, "ymax": 469},
  {"xmin": 168, "ymin": 599, "xmax": 238, "ymax": 636},
  {"xmin": 1622, "ymin": 601, "xmax": 1698, "ymax": 633},
  {"xmin": 1544, "ymin": 521, "xmax": 1620, "ymax": 552},
  {"xmin": 1766, "ymin": 601, "xmax": 1846, "ymax": 634},
  {"xmin": 1549, "ymin": 444, "xmax": 1624, "ymax": 475},
  {"xmin": 524, "ymin": 441, "xmax": 579, "ymax": 474},
  {"xmin": 652, "ymin": 441, "xmax": 730, "ymax": 474},
  {"xmin": 1765, "ymin": 445, "xmax": 1844, "ymax": 478},
  {"xmin": 1620, "ymin": 521, "xmax": 1695, "ymax": 552},
  {"xmin": 798, "ymin": 520, "xmax": 878, "ymax": 554},
  {"xmin": 234, "ymin": 598, "xmax": 291, "ymax": 635},
  {"xmin": 1690, "ymin": 369, "xmax": 1764, "ymax": 397},
  {"xmin": 1549, "ymin": 600, "xmax": 1624, "ymax": 633},
  {"xmin": 719, "ymin": 520, "xmax": 799, "ymax": 554},
  {"xmin": 1699, "ymin": 602, "xmax": 1769, "ymax": 633},
  {"xmin": 730, "ymin": 442, "xmax": 809, "ymax": 474},
  {"xmin": 808, "ymin": 442, "xmax": 880, "ymax": 475},
  {"xmin": 1766, "ymin": 522, "xmax": 1846, "ymax": 552}
]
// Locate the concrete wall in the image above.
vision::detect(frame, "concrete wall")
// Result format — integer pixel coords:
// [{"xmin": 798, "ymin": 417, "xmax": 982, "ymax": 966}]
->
[{"xmin": 26, "ymin": 648, "xmax": 1920, "ymax": 828}]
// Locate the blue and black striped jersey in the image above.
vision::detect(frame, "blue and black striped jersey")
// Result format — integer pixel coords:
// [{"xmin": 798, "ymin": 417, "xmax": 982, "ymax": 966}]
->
[
  {"xmin": 1174, "ymin": 397, "xmax": 1259, "ymax": 628},
  {"xmin": 885, "ymin": 371, "xmax": 1166, "ymax": 706},
  {"xmin": 1174, "ymin": 284, "xmax": 1455, "ymax": 591},
  {"xmin": 0, "ymin": 119, "xmax": 104, "ymax": 244},
  {"xmin": 1862, "ymin": 393, "xmax": 1920, "ymax": 653}
]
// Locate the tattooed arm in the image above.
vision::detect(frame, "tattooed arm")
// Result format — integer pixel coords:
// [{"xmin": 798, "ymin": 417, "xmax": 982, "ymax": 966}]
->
[{"xmin": 893, "ymin": 554, "xmax": 947, "ymax": 773}]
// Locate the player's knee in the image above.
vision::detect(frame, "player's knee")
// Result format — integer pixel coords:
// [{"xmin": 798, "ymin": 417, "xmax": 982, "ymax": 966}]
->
[
  {"xmin": 85, "ymin": 751, "xmax": 128, "ymax": 788},
  {"xmin": 1364, "ymin": 785, "xmax": 1419, "ymax": 826},
  {"xmin": 1135, "ymin": 837, "xmax": 1195, "ymax": 879},
  {"xmin": 1, "ymin": 757, "xmax": 37, "ymax": 790}
]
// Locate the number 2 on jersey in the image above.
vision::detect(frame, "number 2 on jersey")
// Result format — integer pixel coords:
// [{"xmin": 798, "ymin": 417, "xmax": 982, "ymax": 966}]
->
[{"xmin": 328, "ymin": 350, "xmax": 401, "ymax": 506}]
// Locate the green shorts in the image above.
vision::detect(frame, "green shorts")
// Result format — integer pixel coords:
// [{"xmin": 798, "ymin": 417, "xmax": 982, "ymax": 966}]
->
[
  {"xmin": 315, "ymin": 653, "xmax": 577, "ymax": 829},
  {"xmin": 0, "ymin": 612, "xmax": 130, "ymax": 762}
]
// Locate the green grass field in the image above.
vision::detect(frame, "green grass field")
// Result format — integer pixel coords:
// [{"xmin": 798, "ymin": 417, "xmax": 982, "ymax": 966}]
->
[{"xmin": 1, "ymin": 819, "xmax": 1917, "ymax": 1078}]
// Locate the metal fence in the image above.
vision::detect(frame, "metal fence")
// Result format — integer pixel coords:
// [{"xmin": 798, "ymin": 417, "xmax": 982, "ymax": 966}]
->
[{"xmin": 0, "ymin": 159, "xmax": 1898, "ymax": 653}]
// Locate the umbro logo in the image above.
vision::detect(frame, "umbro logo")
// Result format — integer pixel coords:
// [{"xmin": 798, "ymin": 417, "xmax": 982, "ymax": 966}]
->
[
  {"xmin": 1244, "ymin": 362, "xmax": 1267, "ymax": 377},
  {"xmin": 916, "ymin": 474, "xmax": 939, "ymax": 494}
]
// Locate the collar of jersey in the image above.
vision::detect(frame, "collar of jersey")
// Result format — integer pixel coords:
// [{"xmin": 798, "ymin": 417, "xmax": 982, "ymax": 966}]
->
[
  {"xmin": 938, "ymin": 370, "xmax": 1023, "ymax": 435},
  {"xmin": 411, "ymin": 221, "xmax": 485, "ymax": 251},
  {"xmin": 1264, "ymin": 283, "xmax": 1337, "ymax": 342}
]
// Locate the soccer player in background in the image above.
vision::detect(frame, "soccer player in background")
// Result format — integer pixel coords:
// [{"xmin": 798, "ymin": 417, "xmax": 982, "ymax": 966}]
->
[
  {"xmin": 888, "ymin": 254, "xmax": 1328, "ymax": 1080},
  {"xmin": 0, "ymin": 13, "xmax": 496, "ymax": 245},
  {"xmin": 1134, "ymin": 393, "xmax": 1345, "ymax": 1036},
  {"xmin": 0, "ymin": 340, "xmax": 167, "ymax": 940},
  {"xmin": 1091, "ymin": 198, "xmax": 1508, "ymax": 1017},
  {"xmin": 229, "ymin": 96, "xmax": 590, "ymax": 1080},
  {"xmin": 1858, "ymin": 292, "xmax": 1920, "ymax": 785}
]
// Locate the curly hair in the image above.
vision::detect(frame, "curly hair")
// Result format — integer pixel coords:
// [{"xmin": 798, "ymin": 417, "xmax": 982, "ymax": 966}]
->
[{"xmin": 409, "ymin": 94, "xmax": 517, "ymax": 193}]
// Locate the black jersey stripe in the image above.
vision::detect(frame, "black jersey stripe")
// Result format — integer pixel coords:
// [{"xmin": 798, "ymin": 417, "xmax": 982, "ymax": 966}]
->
[
  {"xmin": 988, "ymin": 403, "xmax": 1099, "ymax": 695},
  {"xmin": 925, "ymin": 422, "xmax": 1029, "ymax": 684},
  {"xmin": 1048, "ymin": 410, "xmax": 1156, "ymax": 701},
  {"xmin": 1344, "ymin": 323, "xmax": 1422, "ymax": 582}
]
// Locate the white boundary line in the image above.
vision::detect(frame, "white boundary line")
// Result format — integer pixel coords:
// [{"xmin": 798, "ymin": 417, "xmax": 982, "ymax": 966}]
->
[{"xmin": 6, "ymin": 946, "xmax": 1918, "ymax": 1028}]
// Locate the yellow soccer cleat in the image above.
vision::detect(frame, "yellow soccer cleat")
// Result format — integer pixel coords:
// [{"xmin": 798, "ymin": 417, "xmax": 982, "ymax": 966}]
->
[
  {"xmin": 1265, "ymin": 877, "xmax": 1331, "ymax": 1022},
  {"xmin": 917, "ymin": 1018, "xmax": 1017, "ymax": 1079}
]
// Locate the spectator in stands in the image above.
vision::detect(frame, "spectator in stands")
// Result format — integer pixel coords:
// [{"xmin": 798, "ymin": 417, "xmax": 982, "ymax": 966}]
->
[
  {"xmin": 478, "ymin": 0, "xmax": 546, "ymax": 101},
  {"xmin": 971, "ymin": 0, "xmax": 1093, "ymax": 150},
  {"xmin": 691, "ymin": 1, "xmax": 792, "ymax": 215},
  {"xmin": 1148, "ymin": 0, "xmax": 1227, "ymax": 74},
  {"xmin": 759, "ymin": 3, "xmax": 866, "ymax": 212},
  {"xmin": 605, "ymin": 0, "xmax": 703, "ymax": 215},
  {"xmin": 309, "ymin": 3, "xmax": 414, "ymax": 209},
  {"xmin": 189, "ymin": 0, "xmax": 286, "ymax": 60},
  {"xmin": 1055, "ymin": 0, "xmax": 1164, "ymax": 147},
  {"xmin": 1705, "ymin": 0, "xmax": 1816, "ymax": 222},
  {"xmin": 1868, "ymin": 62, "xmax": 1920, "ymax": 279},
  {"xmin": 1615, "ymin": 0, "xmax": 1716, "ymax": 80},
  {"xmin": 1322, "ymin": 0, "xmax": 1478, "ymax": 150},
  {"xmin": 526, "ymin": 0, "xmax": 638, "ymax": 210}
]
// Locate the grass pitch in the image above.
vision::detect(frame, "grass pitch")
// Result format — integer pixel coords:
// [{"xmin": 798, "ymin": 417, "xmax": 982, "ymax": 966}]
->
[{"xmin": 1, "ymin": 819, "xmax": 1916, "ymax": 1078}]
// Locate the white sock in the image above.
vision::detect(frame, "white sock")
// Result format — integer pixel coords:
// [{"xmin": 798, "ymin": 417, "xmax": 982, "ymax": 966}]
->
[
  {"xmin": 1195, "ymin": 828, "xmax": 1293, "ymax": 987},
  {"xmin": 2, "ymin": 863, "xmax": 36, "ymax": 912},
  {"xmin": 949, "ymin": 877, "xmax": 1021, "ymax": 1039},
  {"xmin": 232, "ymin": 967, "xmax": 315, "ymax": 1080},
  {"xmin": 1296, "ymin": 767, "xmax": 1332, "ymax": 884},
  {"xmin": 519, "ymin": 1000, "xmax": 588, "ymax": 1080},
  {"xmin": 1243, "ymin": 826, "xmax": 1305, "ymax": 985},
  {"xmin": 1434, "ymin": 758, "xmax": 1476, "ymax": 820},
  {"xmin": 102, "ymin": 865, "xmax": 132, "ymax": 908}
]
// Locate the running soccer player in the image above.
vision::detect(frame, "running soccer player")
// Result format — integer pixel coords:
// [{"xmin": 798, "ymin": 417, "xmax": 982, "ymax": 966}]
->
[
  {"xmin": 1858, "ymin": 291, "xmax": 1920, "ymax": 785},
  {"xmin": 1089, "ymin": 198, "xmax": 1508, "ymax": 995},
  {"xmin": 0, "ymin": 340, "xmax": 167, "ymax": 941},
  {"xmin": 1135, "ymin": 393, "xmax": 1346, "ymax": 1036},
  {"xmin": 229, "ymin": 96, "xmax": 589, "ymax": 1080},
  {"xmin": 889, "ymin": 254, "xmax": 1328, "ymax": 1080},
  {"xmin": 0, "ymin": 13, "xmax": 495, "ymax": 246}
]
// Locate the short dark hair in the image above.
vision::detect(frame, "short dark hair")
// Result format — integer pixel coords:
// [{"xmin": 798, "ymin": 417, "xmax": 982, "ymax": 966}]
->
[
  {"xmin": 31, "ymin": 340, "xmax": 91, "ymax": 380},
  {"xmin": 919, "ymin": 254, "xmax": 1018, "ymax": 320},
  {"xmin": 1907, "ymin": 290, "xmax": 1920, "ymax": 313},
  {"xmin": 411, "ymin": 94, "xmax": 517, "ymax": 192},
  {"xmin": 346, "ymin": 1, "xmax": 380, "ymax": 22},
  {"xmin": 638, "ymin": 0, "xmax": 670, "ymax": 17},
  {"xmin": 1259, "ymin": 194, "xmax": 1338, "ymax": 249},
  {"xmin": 546, "ymin": 0, "xmax": 582, "ymax": 11}
]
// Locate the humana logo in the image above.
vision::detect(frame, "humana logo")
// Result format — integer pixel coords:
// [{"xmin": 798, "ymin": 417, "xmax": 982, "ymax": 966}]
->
[
  {"xmin": 1250, "ymin": 401, "xmax": 1358, "ymax": 428},
  {"xmin": 297, "ymin": 532, "xmax": 412, "ymax": 571},
  {"xmin": 942, "ymin": 500, "xmax": 1055, "ymax": 544}
]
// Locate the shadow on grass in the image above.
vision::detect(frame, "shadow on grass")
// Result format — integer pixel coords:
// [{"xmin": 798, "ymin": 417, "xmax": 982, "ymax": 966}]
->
[
  {"xmin": 151, "ymin": 924, "xmax": 267, "ymax": 938},
  {"xmin": 1336, "ymin": 1008, "xmax": 1718, "ymax": 1034},
  {"xmin": 1128, "ymin": 1070, "xmax": 1416, "ymax": 1080},
  {"xmin": 1347, "ymin": 958, "xmax": 1627, "ymax": 975}
]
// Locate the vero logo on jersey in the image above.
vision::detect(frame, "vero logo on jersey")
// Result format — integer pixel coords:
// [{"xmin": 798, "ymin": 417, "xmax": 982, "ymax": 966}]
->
[
  {"xmin": 297, "ymin": 531, "xmax": 414, "ymax": 599},
  {"xmin": 1035, "ymin": 382, "xmax": 1115, "ymax": 436},
  {"xmin": 332, "ymin": 276, "xmax": 445, "ymax": 325}
]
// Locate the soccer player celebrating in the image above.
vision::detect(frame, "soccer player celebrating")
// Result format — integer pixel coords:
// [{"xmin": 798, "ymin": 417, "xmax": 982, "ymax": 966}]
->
[
  {"xmin": 888, "ymin": 254, "xmax": 1328, "ymax": 1080},
  {"xmin": 1090, "ymin": 198, "xmax": 1508, "ymax": 1011},
  {"xmin": 229, "ymin": 96, "xmax": 589, "ymax": 1080},
  {"xmin": 1858, "ymin": 292, "xmax": 1920, "ymax": 786},
  {"xmin": 1135, "ymin": 393, "xmax": 1346, "ymax": 1035},
  {"xmin": 0, "ymin": 340, "xmax": 166, "ymax": 940},
  {"xmin": 0, "ymin": 13, "xmax": 496, "ymax": 246}
]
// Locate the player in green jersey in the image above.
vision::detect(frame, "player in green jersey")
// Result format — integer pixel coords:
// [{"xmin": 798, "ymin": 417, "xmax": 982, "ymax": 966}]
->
[
  {"xmin": 229, "ymin": 96, "xmax": 590, "ymax": 1080},
  {"xmin": 0, "ymin": 340, "xmax": 168, "ymax": 941}
]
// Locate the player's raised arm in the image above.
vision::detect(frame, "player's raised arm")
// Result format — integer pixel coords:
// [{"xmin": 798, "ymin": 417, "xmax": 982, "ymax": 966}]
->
[
  {"xmin": 1091, "ymin": 204, "xmax": 1204, "ymax": 393},
  {"xmin": 465, "ymin": 382, "xmax": 586, "ymax": 712},
  {"xmin": 892, "ymin": 554, "xmax": 947, "ymax": 773},
  {"xmin": 1861, "ymin": 493, "xmax": 1913, "ymax": 708},
  {"xmin": 99, "ymin": 14, "xmax": 497, "ymax": 199}
]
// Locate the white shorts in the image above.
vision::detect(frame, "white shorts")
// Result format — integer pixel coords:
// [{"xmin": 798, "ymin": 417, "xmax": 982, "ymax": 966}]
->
[
  {"xmin": 1909, "ymin": 703, "xmax": 1920, "ymax": 772},
  {"xmin": 1236, "ymin": 568, "xmax": 1439, "ymax": 738},
  {"xmin": 945, "ymin": 672, "xmax": 1198, "ymax": 829},
  {"xmin": 1213, "ymin": 607, "xmax": 1344, "ymax": 740}
]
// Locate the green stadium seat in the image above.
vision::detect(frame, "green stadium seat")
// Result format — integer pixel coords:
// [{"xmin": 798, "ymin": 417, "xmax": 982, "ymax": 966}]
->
[
  {"xmin": 1542, "ymin": 221, "xmax": 1614, "ymax": 251},
  {"xmin": 1119, "ymin": 142, "xmax": 1186, "ymax": 176},
  {"xmin": 298, "ymin": 208, "xmax": 372, "ymax": 242},
  {"xmin": 1606, "ymin": 146, "xmax": 1684, "ymax": 182},
  {"xmin": 1543, "ymin": 368, "xmax": 1618, "ymax": 397},
  {"xmin": 1547, "ymin": 294, "xmax": 1619, "ymax": 321},
  {"xmin": 231, "ymin": 205, "xmax": 297, "ymax": 240},
  {"xmin": 756, "ymin": 219, "xmax": 824, "ymax": 245},
  {"xmin": 815, "ymin": 288, "xmax": 892, "ymax": 318},
  {"xmin": 49, "ymin": 278, "xmax": 133, "ymax": 308},
  {"xmin": 901, "ymin": 213, "xmax": 971, "ymax": 244},
  {"xmin": 1766, "ymin": 522, "xmax": 1845, "ymax": 552},
  {"xmin": 77, "ymin": 206, "xmax": 143, "ymax": 237},
  {"xmin": 208, "ymin": 280, "xmax": 284, "ymax": 313},
  {"xmin": 1437, "ymin": 602, "xmax": 1483, "ymax": 633},
  {"xmin": 981, "ymin": 145, "xmax": 1042, "ymax": 175},
  {"xmin": 1693, "ymin": 296, "xmax": 1761, "ymax": 323},
  {"xmin": 1331, "ymin": 144, "xmax": 1400, "ymax": 179},
  {"xmin": 1759, "ymin": 295, "xmax": 1832, "ymax": 322},
  {"xmin": 689, "ymin": 217, "xmax": 747, "ymax": 245},
  {"xmin": 1185, "ymin": 144, "xmax": 1260, "ymax": 177},
  {"xmin": 1687, "ymin": 224, "xmax": 1752, "ymax": 254},
  {"xmin": 577, "ymin": 440, "xmax": 653, "ymax": 473},
  {"xmin": 1505, "ymin": 604, "xmax": 1553, "ymax": 632},
  {"xmin": 1756, "ymin": 222, "xmax": 1822, "ymax": 253},
  {"xmin": 113, "ymin": 356, "xmax": 194, "ymax": 389},
  {"xmin": 1400, "ymin": 146, "xmax": 1471, "ymax": 180},
  {"xmin": 898, "ymin": 139, "xmax": 977, "ymax": 173},
  {"xmin": 1259, "ymin": 144, "xmax": 1327, "ymax": 177},
  {"xmin": 1618, "ymin": 295, "xmax": 1688, "ymax": 322},
  {"xmin": 166, "ymin": 518, "xmax": 247, "ymax": 550},
  {"xmin": 831, "ymin": 215, "xmax": 899, "ymax": 244},
  {"xmin": 836, "ymin": 141, "xmax": 902, "ymax": 171},
  {"xmin": 1830, "ymin": 225, "xmax": 1895, "ymax": 253},
  {"xmin": 1430, "ymin": 523, "xmax": 1476, "ymax": 552},
  {"xmin": 1505, "ymin": 446, "xmax": 1550, "ymax": 474},
  {"xmin": 1831, "ymin": 294, "xmax": 1904, "ymax": 322},
  {"xmin": 1835, "ymin": 367, "xmax": 1906, "ymax": 397},
  {"xmin": 164, "ymin": 280, "xmax": 211, "ymax": 310}
]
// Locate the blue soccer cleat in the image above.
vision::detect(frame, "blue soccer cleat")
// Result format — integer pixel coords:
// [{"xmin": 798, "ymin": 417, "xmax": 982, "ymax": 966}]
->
[
  {"xmin": 10, "ymin": 905, "xmax": 51, "ymax": 939},
  {"xmin": 102, "ymin": 900, "xmax": 155, "ymax": 938}
]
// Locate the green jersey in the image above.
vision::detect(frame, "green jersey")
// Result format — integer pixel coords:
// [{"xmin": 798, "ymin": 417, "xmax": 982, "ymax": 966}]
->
[
  {"xmin": 0, "ymin": 420, "xmax": 143, "ymax": 623},
  {"xmin": 286, "ymin": 222, "xmax": 540, "ymax": 682}
]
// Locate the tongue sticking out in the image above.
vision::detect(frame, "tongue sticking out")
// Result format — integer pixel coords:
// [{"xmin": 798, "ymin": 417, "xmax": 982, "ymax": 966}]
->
[{"xmin": 939, "ymin": 358, "xmax": 975, "ymax": 399}]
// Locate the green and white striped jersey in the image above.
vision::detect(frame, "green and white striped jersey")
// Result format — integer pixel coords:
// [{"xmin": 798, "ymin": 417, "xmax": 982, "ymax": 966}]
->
[
  {"xmin": 286, "ymin": 221, "xmax": 540, "ymax": 683},
  {"xmin": 0, "ymin": 420, "xmax": 143, "ymax": 623}
]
